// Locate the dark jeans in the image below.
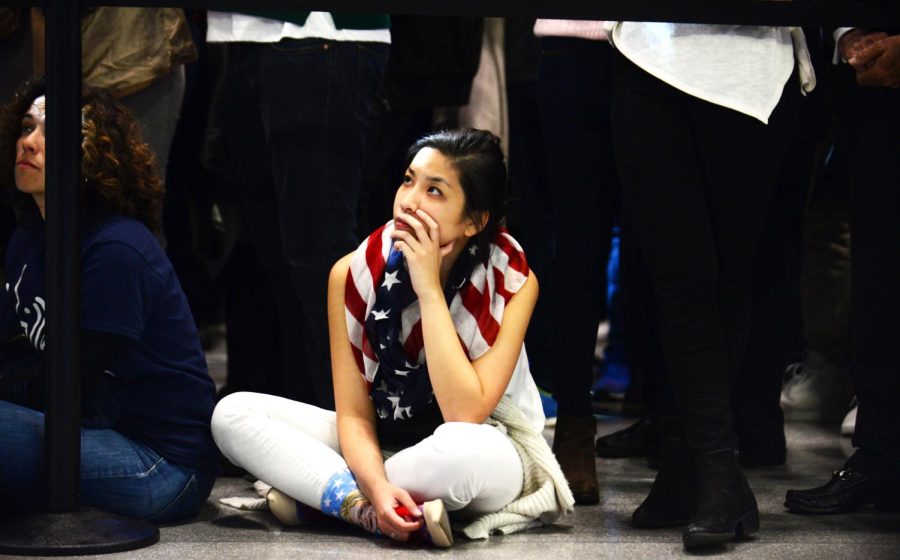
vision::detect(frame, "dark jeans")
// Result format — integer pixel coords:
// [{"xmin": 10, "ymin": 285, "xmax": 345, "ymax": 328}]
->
[
  {"xmin": 221, "ymin": 39, "xmax": 387, "ymax": 409},
  {"xmin": 611, "ymin": 52, "xmax": 799, "ymax": 452},
  {"xmin": 839, "ymin": 69, "xmax": 900, "ymax": 470},
  {"xmin": 506, "ymin": 78, "xmax": 553, "ymax": 393},
  {"xmin": 528, "ymin": 37, "xmax": 617, "ymax": 417}
]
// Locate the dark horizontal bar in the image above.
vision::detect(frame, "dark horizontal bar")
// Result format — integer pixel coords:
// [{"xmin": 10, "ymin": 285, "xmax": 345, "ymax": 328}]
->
[{"xmin": 1, "ymin": 1, "xmax": 898, "ymax": 27}]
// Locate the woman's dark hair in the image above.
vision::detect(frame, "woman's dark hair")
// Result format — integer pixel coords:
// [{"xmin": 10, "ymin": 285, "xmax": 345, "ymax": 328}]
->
[
  {"xmin": 404, "ymin": 128, "xmax": 508, "ymax": 265},
  {"xmin": 0, "ymin": 77, "xmax": 163, "ymax": 232}
]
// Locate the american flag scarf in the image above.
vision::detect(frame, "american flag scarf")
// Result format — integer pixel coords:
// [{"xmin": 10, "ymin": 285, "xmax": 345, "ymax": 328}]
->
[{"xmin": 345, "ymin": 222, "xmax": 529, "ymax": 435}]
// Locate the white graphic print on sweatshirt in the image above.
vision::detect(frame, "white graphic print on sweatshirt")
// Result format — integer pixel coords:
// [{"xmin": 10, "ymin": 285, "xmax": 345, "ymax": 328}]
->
[{"xmin": 6, "ymin": 264, "xmax": 46, "ymax": 350}]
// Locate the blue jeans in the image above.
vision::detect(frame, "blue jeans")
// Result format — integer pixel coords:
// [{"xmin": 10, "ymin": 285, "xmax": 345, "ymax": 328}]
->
[{"xmin": 0, "ymin": 400, "xmax": 213, "ymax": 523}]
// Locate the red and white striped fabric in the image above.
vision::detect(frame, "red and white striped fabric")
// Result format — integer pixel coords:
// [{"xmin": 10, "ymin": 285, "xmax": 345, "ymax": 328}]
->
[{"xmin": 344, "ymin": 222, "xmax": 530, "ymax": 384}]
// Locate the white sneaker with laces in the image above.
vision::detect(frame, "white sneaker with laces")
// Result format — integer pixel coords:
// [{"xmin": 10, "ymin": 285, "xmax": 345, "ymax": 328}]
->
[
  {"xmin": 780, "ymin": 351, "xmax": 853, "ymax": 421},
  {"xmin": 841, "ymin": 400, "xmax": 857, "ymax": 436}
]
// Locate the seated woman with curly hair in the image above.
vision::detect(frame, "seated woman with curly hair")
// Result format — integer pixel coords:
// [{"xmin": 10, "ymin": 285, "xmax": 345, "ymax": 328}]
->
[{"xmin": 0, "ymin": 79, "xmax": 218, "ymax": 523}]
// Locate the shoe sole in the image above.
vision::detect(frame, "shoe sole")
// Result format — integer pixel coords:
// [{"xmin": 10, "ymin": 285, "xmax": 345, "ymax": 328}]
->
[
  {"xmin": 683, "ymin": 509, "xmax": 759, "ymax": 550},
  {"xmin": 784, "ymin": 497, "xmax": 870, "ymax": 515},
  {"xmin": 422, "ymin": 499, "xmax": 453, "ymax": 548}
]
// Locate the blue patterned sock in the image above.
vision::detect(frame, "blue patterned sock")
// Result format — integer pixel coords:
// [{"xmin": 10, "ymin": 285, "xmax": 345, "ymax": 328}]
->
[{"xmin": 319, "ymin": 468, "xmax": 380, "ymax": 533}]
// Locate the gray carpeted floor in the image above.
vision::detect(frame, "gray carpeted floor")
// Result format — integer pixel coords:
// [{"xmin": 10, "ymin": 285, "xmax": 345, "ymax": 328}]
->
[{"xmin": 20, "ymin": 335, "xmax": 900, "ymax": 559}]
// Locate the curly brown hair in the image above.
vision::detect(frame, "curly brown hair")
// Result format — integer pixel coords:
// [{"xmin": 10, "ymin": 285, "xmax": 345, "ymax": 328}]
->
[{"xmin": 0, "ymin": 77, "xmax": 163, "ymax": 232}]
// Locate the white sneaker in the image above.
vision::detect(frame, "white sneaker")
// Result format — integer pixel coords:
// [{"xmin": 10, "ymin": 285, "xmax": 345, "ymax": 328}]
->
[
  {"xmin": 594, "ymin": 320, "xmax": 610, "ymax": 361},
  {"xmin": 841, "ymin": 400, "xmax": 857, "ymax": 436},
  {"xmin": 781, "ymin": 352, "xmax": 853, "ymax": 421}
]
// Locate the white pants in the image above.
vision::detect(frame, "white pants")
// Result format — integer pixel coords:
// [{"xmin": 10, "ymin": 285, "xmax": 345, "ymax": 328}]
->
[{"xmin": 212, "ymin": 392, "xmax": 524, "ymax": 516}]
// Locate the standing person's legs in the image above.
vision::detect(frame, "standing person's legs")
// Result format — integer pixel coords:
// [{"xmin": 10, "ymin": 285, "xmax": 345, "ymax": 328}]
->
[
  {"xmin": 121, "ymin": 65, "xmax": 188, "ymax": 247},
  {"xmin": 536, "ymin": 38, "xmax": 614, "ymax": 417},
  {"xmin": 220, "ymin": 42, "xmax": 314, "ymax": 404},
  {"xmin": 257, "ymin": 40, "xmax": 388, "ymax": 410},
  {"xmin": 843, "ymin": 82, "xmax": 900, "ymax": 478},
  {"xmin": 690, "ymin": 83, "xmax": 799, "ymax": 394},
  {"xmin": 613, "ymin": 59, "xmax": 797, "ymax": 454},
  {"xmin": 120, "ymin": 65, "xmax": 186, "ymax": 184},
  {"xmin": 506, "ymin": 77, "xmax": 552, "ymax": 389},
  {"xmin": 611, "ymin": 52, "xmax": 797, "ymax": 546},
  {"xmin": 534, "ymin": 37, "xmax": 616, "ymax": 505},
  {"xmin": 612, "ymin": 53, "xmax": 730, "ymax": 533},
  {"xmin": 732, "ymin": 114, "xmax": 810, "ymax": 467},
  {"xmin": 785, "ymin": 73, "xmax": 900, "ymax": 514},
  {"xmin": 691, "ymin": 72, "xmax": 800, "ymax": 469},
  {"xmin": 0, "ymin": 400, "xmax": 211, "ymax": 523},
  {"xmin": 611, "ymin": 55, "xmax": 732, "ymax": 454}
]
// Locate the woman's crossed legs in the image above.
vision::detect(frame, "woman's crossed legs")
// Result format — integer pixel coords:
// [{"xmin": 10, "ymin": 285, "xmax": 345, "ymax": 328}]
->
[{"xmin": 212, "ymin": 392, "xmax": 524, "ymax": 518}]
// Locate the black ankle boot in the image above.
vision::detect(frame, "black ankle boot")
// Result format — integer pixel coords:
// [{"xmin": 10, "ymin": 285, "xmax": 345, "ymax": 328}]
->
[
  {"xmin": 683, "ymin": 449, "xmax": 759, "ymax": 550},
  {"xmin": 631, "ymin": 418, "xmax": 699, "ymax": 528}
]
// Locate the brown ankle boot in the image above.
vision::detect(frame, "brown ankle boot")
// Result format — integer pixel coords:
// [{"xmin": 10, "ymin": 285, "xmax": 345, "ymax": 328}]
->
[{"xmin": 552, "ymin": 415, "xmax": 600, "ymax": 505}]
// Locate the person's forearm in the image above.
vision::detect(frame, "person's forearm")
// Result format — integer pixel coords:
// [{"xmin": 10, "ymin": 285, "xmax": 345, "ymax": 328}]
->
[
  {"xmin": 418, "ymin": 292, "xmax": 491, "ymax": 423},
  {"xmin": 338, "ymin": 414, "xmax": 392, "ymax": 499}
]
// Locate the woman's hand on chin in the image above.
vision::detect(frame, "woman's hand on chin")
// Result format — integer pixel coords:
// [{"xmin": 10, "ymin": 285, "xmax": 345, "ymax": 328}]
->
[
  {"xmin": 368, "ymin": 480, "xmax": 423, "ymax": 542},
  {"xmin": 390, "ymin": 210, "xmax": 455, "ymax": 299}
]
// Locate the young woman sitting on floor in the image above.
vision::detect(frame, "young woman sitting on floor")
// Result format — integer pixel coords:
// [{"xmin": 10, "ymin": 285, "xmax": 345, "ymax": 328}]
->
[
  {"xmin": 0, "ymin": 80, "xmax": 219, "ymax": 523},
  {"xmin": 212, "ymin": 129, "xmax": 573, "ymax": 546}
]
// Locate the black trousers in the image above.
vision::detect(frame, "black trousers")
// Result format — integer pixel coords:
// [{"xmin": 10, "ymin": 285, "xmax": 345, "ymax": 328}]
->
[
  {"xmin": 527, "ymin": 38, "xmax": 617, "ymax": 416},
  {"xmin": 610, "ymin": 52, "xmax": 799, "ymax": 452},
  {"xmin": 839, "ymin": 68, "xmax": 900, "ymax": 470}
]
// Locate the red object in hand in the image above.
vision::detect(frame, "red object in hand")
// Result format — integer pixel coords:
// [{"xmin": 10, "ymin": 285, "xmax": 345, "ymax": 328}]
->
[{"xmin": 394, "ymin": 505, "xmax": 418, "ymax": 520}]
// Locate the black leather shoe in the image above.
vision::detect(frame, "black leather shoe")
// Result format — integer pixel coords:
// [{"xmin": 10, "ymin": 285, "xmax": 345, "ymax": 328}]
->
[
  {"xmin": 785, "ymin": 468, "xmax": 883, "ymax": 514},
  {"xmin": 596, "ymin": 417, "xmax": 659, "ymax": 459},
  {"xmin": 683, "ymin": 449, "xmax": 759, "ymax": 550}
]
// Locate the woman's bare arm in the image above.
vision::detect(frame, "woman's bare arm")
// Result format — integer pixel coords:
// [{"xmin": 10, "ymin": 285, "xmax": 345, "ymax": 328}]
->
[
  {"xmin": 419, "ymin": 271, "xmax": 538, "ymax": 423},
  {"xmin": 328, "ymin": 254, "xmax": 422, "ymax": 538}
]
